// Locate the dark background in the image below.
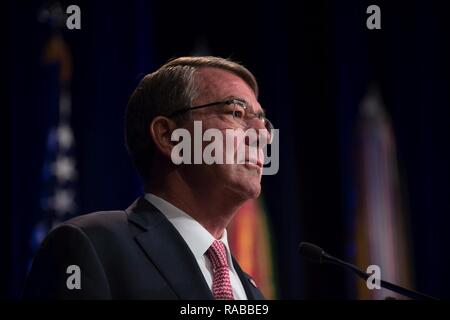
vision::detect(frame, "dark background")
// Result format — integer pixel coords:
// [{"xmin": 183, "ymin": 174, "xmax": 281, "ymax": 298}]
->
[{"xmin": 3, "ymin": 0, "xmax": 450, "ymax": 299}]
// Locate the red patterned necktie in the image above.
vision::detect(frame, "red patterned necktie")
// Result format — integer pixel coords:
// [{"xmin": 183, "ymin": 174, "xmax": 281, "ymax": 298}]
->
[{"xmin": 206, "ymin": 240, "xmax": 234, "ymax": 300}]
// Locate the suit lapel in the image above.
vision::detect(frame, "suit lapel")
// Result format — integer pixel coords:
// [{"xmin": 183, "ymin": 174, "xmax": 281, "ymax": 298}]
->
[
  {"xmin": 127, "ymin": 197, "xmax": 213, "ymax": 300},
  {"xmin": 232, "ymin": 257, "xmax": 266, "ymax": 300}
]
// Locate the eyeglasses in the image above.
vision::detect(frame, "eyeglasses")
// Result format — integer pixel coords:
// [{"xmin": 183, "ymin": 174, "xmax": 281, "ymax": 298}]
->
[{"xmin": 168, "ymin": 98, "xmax": 274, "ymax": 138}]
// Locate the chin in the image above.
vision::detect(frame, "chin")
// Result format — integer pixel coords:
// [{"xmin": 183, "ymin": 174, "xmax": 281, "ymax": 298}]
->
[
  {"xmin": 232, "ymin": 176, "xmax": 262, "ymax": 201},
  {"xmin": 216, "ymin": 164, "xmax": 262, "ymax": 200},
  {"xmin": 246, "ymin": 185, "xmax": 262, "ymax": 200}
]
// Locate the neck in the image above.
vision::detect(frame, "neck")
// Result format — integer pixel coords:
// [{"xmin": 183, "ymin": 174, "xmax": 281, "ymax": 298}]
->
[{"xmin": 146, "ymin": 171, "xmax": 244, "ymax": 239}]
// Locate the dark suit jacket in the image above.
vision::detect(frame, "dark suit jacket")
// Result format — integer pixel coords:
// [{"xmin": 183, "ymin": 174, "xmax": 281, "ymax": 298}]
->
[{"xmin": 23, "ymin": 197, "xmax": 265, "ymax": 300}]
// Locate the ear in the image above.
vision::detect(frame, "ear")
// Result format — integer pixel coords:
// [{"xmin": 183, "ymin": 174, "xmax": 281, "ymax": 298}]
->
[{"xmin": 149, "ymin": 116, "xmax": 179, "ymax": 159}]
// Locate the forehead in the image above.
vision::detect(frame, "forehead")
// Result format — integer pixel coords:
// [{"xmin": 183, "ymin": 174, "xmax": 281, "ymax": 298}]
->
[{"xmin": 194, "ymin": 67, "xmax": 257, "ymax": 104}]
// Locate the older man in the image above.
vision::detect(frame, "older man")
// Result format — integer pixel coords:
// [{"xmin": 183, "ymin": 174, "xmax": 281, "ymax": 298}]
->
[{"xmin": 24, "ymin": 56, "xmax": 272, "ymax": 299}]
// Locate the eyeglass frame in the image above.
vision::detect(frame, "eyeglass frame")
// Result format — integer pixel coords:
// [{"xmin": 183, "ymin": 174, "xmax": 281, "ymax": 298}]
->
[{"xmin": 167, "ymin": 98, "xmax": 274, "ymax": 134}]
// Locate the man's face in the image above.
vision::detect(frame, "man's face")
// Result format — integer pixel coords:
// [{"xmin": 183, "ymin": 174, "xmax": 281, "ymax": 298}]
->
[{"xmin": 178, "ymin": 67, "xmax": 266, "ymax": 202}]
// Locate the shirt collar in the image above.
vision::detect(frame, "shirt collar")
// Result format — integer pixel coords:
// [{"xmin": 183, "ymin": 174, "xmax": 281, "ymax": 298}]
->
[{"xmin": 144, "ymin": 193, "xmax": 236, "ymax": 271}]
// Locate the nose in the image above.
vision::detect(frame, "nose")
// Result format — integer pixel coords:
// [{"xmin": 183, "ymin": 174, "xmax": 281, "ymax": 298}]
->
[
  {"xmin": 256, "ymin": 128, "xmax": 271, "ymax": 148},
  {"xmin": 247, "ymin": 116, "xmax": 266, "ymax": 131},
  {"xmin": 244, "ymin": 122, "xmax": 271, "ymax": 149}
]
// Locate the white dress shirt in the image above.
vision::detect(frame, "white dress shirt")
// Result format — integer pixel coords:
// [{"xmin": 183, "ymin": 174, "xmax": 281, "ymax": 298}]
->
[{"xmin": 144, "ymin": 193, "xmax": 248, "ymax": 300}]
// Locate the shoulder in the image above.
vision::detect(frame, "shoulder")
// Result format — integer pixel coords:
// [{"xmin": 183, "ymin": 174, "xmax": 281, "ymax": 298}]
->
[
  {"xmin": 53, "ymin": 210, "xmax": 135, "ymax": 247},
  {"xmin": 64, "ymin": 210, "xmax": 128, "ymax": 231},
  {"xmin": 36, "ymin": 209, "xmax": 137, "ymax": 257}
]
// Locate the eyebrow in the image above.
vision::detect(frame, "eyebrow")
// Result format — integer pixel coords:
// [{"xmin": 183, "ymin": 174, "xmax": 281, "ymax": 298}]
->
[{"xmin": 226, "ymin": 95, "xmax": 266, "ymax": 114}]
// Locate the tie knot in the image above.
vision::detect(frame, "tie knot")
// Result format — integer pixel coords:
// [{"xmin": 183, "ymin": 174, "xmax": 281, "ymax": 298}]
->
[{"xmin": 206, "ymin": 240, "xmax": 229, "ymax": 269}]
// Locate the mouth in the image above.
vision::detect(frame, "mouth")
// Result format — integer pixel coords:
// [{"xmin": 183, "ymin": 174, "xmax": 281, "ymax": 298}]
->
[{"xmin": 244, "ymin": 158, "xmax": 263, "ymax": 169}]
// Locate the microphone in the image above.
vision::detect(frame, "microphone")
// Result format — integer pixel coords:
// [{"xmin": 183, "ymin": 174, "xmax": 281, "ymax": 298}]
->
[{"xmin": 298, "ymin": 242, "xmax": 438, "ymax": 300}]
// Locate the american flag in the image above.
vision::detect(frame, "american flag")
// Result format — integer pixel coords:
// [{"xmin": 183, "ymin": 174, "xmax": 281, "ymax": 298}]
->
[
  {"xmin": 30, "ymin": 2, "xmax": 77, "ymax": 253},
  {"xmin": 31, "ymin": 89, "xmax": 78, "ymax": 252}
]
